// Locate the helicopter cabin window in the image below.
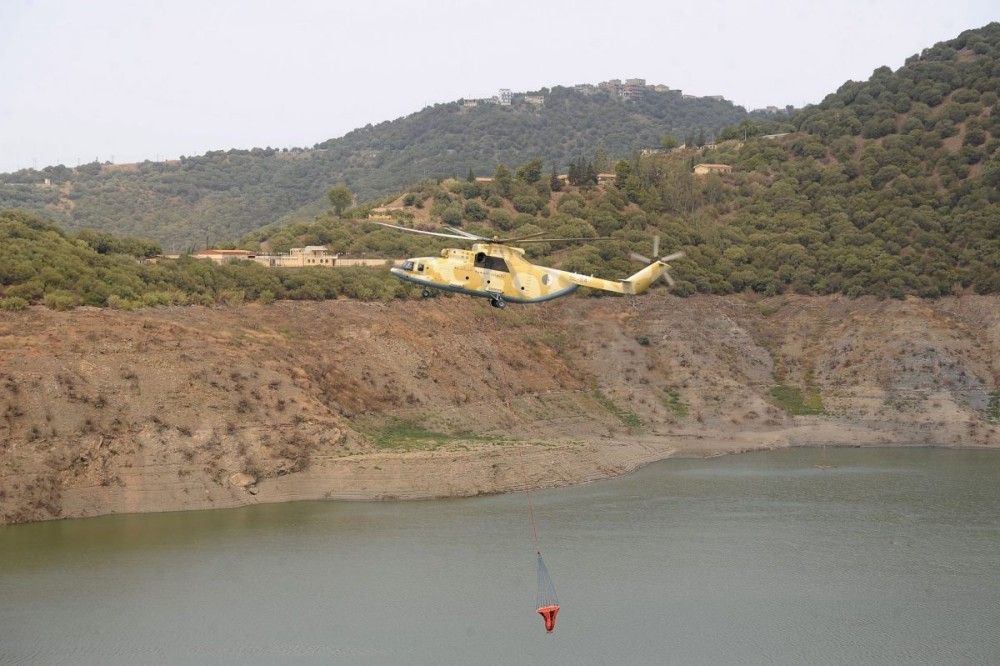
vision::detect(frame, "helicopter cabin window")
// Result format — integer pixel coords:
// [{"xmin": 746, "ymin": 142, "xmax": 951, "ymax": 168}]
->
[
  {"xmin": 417, "ymin": 263, "xmax": 425, "ymax": 272},
  {"xmin": 474, "ymin": 252, "xmax": 509, "ymax": 272}
]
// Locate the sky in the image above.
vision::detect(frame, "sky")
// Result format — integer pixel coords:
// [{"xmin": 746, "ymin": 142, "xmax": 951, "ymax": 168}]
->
[{"xmin": 0, "ymin": 0, "xmax": 996, "ymax": 172}]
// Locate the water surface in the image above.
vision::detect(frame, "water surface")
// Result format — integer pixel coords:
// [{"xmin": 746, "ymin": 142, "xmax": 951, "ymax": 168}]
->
[{"xmin": 2, "ymin": 448, "xmax": 999, "ymax": 664}]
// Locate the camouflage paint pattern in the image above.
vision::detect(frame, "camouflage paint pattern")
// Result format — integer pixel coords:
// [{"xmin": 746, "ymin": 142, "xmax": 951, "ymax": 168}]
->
[{"xmin": 390, "ymin": 243, "xmax": 673, "ymax": 304}]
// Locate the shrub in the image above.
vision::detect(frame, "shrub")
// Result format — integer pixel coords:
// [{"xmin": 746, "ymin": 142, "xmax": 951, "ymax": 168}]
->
[
  {"xmin": 218, "ymin": 289, "xmax": 246, "ymax": 306},
  {"xmin": 488, "ymin": 208, "xmax": 514, "ymax": 231},
  {"xmin": 441, "ymin": 204, "xmax": 464, "ymax": 226},
  {"xmin": 107, "ymin": 294, "xmax": 139, "ymax": 310},
  {"xmin": 42, "ymin": 290, "xmax": 77, "ymax": 311},
  {"xmin": 0, "ymin": 296, "xmax": 29, "ymax": 311},
  {"xmin": 464, "ymin": 201, "xmax": 487, "ymax": 221},
  {"xmin": 512, "ymin": 195, "xmax": 541, "ymax": 214}
]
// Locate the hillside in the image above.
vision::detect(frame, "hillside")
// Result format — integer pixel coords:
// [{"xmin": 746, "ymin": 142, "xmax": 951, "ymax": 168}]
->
[
  {"xmin": 245, "ymin": 23, "xmax": 999, "ymax": 299},
  {"xmin": 0, "ymin": 210, "xmax": 415, "ymax": 310},
  {"xmin": 1, "ymin": 295, "xmax": 997, "ymax": 524},
  {"xmin": 2, "ymin": 24, "xmax": 997, "ymax": 310},
  {"xmin": 0, "ymin": 86, "xmax": 750, "ymax": 250}
]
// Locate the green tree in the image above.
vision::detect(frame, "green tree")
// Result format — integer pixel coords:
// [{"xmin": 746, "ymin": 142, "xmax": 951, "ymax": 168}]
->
[
  {"xmin": 515, "ymin": 159, "xmax": 544, "ymax": 184},
  {"xmin": 327, "ymin": 185, "xmax": 353, "ymax": 213},
  {"xmin": 614, "ymin": 160, "xmax": 632, "ymax": 187},
  {"xmin": 660, "ymin": 135, "xmax": 679, "ymax": 150},
  {"xmin": 592, "ymin": 147, "xmax": 610, "ymax": 173},
  {"xmin": 494, "ymin": 164, "xmax": 514, "ymax": 198},
  {"xmin": 550, "ymin": 168, "xmax": 563, "ymax": 192}
]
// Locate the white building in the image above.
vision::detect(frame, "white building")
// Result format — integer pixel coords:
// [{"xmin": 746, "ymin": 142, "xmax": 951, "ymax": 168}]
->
[{"xmin": 619, "ymin": 78, "xmax": 646, "ymax": 101}]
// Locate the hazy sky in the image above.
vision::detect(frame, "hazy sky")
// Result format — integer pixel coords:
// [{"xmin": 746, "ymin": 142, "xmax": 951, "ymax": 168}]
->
[{"xmin": 1, "ymin": 0, "xmax": 996, "ymax": 172}]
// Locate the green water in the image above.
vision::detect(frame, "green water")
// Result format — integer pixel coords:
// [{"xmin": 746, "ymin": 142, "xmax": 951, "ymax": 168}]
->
[{"xmin": 2, "ymin": 448, "xmax": 999, "ymax": 664}]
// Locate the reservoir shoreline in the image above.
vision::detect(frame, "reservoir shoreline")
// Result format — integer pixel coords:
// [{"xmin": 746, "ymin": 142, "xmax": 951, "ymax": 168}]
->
[
  {"xmin": 2, "ymin": 293, "xmax": 997, "ymax": 525},
  {"xmin": 7, "ymin": 438, "xmax": 997, "ymax": 528}
]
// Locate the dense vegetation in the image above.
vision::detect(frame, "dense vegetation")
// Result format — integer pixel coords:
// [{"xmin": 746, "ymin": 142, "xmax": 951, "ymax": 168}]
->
[
  {"xmin": 0, "ymin": 88, "xmax": 749, "ymax": 250},
  {"xmin": 0, "ymin": 210, "xmax": 410, "ymax": 311},
  {"xmin": 1, "ymin": 23, "xmax": 997, "ymax": 309},
  {"xmin": 244, "ymin": 23, "xmax": 1000, "ymax": 299}
]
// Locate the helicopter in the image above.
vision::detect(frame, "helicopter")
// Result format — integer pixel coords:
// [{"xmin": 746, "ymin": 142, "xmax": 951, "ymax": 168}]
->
[{"xmin": 376, "ymin": 222, "xmax": 684, "ymax": 308}]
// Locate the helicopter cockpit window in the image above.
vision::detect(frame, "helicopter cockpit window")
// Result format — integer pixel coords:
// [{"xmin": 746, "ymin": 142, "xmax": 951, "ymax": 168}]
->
[
  {"xmin": 402, "ymin": 260, "xmax": 415, "ymax": 271},
  {"xmin": 474, "ymin": 252, "xmax": 509, "ymax": 272}
]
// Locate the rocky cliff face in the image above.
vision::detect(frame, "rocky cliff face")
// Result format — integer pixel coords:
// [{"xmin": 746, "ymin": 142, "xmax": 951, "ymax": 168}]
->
[{"xmin": 1, "ymin": 295, "xmax": 997, "ymax": 525}]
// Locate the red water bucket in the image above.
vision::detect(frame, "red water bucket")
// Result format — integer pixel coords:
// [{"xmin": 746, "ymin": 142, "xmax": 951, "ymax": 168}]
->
[{"xmin": 537, "ymin": 604, "xmax": 560, "ymax": 632}]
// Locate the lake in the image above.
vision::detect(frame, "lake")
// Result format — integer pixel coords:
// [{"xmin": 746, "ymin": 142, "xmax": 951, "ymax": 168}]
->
[{"xmin": 2, "ymin": 448, "xmax": 999, "ymax": 664}]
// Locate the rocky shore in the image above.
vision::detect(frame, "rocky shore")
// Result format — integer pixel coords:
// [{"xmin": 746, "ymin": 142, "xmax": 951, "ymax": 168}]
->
[{"xmin": 1, "ymin": 294, "xmax": 997, "ymax": 524}]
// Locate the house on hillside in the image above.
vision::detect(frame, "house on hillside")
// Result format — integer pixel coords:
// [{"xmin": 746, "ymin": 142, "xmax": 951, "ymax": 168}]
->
[
  {"xmin": 693, "ymin": 163, "xmax": 732, "ymax": 176},
  {"xmin": 620, "ymin": 78, "xmax": 646, "ymax": 101},
  {"xmin": 194, "ymin": 249, "xmax": 257, "ymax": 265},
  {"xmin": 254, "ymin": 246, "xmax": 338, "ymax": 267}
]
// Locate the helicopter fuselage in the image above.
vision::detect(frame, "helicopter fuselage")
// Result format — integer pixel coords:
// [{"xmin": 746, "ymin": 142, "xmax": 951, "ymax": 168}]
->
[
  {"xmin": 389, "ymin": 241, "xmax": 674, "ymax": 306},
  {"xmin": 390, "ymin": 243, "xmax": 580, "ymax": 304}
]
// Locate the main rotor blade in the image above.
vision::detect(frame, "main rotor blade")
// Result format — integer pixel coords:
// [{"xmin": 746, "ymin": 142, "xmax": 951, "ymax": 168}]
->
[
  {"xmin": 493, "ymin": 231, "xmax": 548, "ymax": 243},
  {"xmin": 514, "ymin": 236, "xmax": 612, "ymax": 244},
  {"xmin": 630, "ymin": 252, "xmax": 652, "ymax": 264},
  {"xmin": 444, "ymin": 226, "xmax": 487, "ymax": 240},
  {"xmin": 660, "ymin": 251, "xmax": 685, "ymax": 262},
  {"xmin": 652, "ymin": 235, "xmax": 660, "ymax": 258},
  {"xmin": 372, "ymin": 221, "xmax": 475, "ymax": 241},
  {"xmin": 663, "ymin": 271, "xmax": 676, "ymax": 287}
]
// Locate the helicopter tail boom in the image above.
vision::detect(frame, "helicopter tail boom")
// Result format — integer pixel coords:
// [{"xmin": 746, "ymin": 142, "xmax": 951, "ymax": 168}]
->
[{"xmin": 557, "ymin": 252, "xmax": 682, "ymax": 296}]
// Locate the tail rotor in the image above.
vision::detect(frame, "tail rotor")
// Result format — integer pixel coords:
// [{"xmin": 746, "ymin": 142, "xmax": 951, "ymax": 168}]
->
[{"xmin": 630, "ymin": 235, "xmax": 684, "ymax": 288}]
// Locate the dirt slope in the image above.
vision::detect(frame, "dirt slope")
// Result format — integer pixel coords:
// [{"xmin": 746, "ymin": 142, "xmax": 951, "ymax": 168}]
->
[{"xmin": 1, "ymin": 294, "xmax": 997, "ymax": 524}]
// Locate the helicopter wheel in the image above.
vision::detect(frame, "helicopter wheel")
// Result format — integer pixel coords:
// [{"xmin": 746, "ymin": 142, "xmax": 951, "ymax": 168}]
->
[
  {"xmin": 490, "ymin": 297, "xmax": 506, "ymax": 309},
  {"xmin": 421, "ymin": 288, "xmax": 432, "ymax": 298}
]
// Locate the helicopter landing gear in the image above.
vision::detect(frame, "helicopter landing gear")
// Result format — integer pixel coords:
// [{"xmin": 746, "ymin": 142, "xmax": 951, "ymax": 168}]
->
[
  {"xmin": 421, "ymin": 288, "xmax": 432, "ymax": 299},
  {"xmin": 489, "ymin": 296, "xmax": 506, "ymax": 309}
]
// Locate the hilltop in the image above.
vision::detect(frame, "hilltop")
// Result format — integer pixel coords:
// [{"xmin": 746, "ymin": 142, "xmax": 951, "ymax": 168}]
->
[
  {"xmin": 0, "ymin": 85, "xmax": 750, "ymax": 250},
  {"xmin": 247, "ymin": 23, "xmax": 999, "ymax": 299}
]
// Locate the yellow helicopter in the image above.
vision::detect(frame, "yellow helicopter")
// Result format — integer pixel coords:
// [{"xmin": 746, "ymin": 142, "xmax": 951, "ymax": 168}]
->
[{"xmin": 377, "ymin": 222, "xmax": 684, "ymax": 308}]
